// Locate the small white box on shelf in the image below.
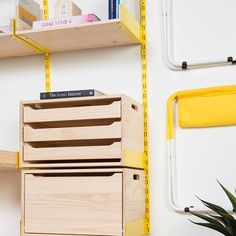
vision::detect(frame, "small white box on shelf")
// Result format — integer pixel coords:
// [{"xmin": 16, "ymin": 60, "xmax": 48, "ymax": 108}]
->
[
  {"xmin": 54, "ymin": 0, "xmax": 82, "ymax": 19},
  {"xmin": 15, "ymin": 0, "xmax": 41, "ymax": 28}
]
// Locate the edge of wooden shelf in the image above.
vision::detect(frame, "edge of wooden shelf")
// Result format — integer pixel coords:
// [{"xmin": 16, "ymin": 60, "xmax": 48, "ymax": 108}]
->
[
  {"xmin": 16, "ymin": 19, "xmax": 140, "ymax": 55},
  {"xmin": 0, "ymin": 10, "xmax": 141, "ymax": 59},
  {"xmin": 0, "ymin": 32, "xmax": 11, "ymax": 38},
  {"xmin": 0, "ymin": 31, "xmax": 38, "ymax": 59},
  {"xmin": 16, "ymin": 19, "xmax": 120, "ymax": 35},
  {"xmin": 0, "ymin": 150, "xmax": 18, "ymax": 170}
]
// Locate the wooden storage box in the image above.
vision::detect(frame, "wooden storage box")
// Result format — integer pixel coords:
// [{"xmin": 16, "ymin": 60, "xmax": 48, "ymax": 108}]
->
[
  {"xmin": 21, "ymin": 168, "xmax": 145, "ymax": 236},
  {"xmin": 20, "ymin": 95, "xmax": 144, "ymax": 168}
]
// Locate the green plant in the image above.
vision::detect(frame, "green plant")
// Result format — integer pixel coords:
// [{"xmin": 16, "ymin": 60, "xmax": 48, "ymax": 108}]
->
[{"xmin": 190, "ymin": 181, "xmax": 236, "ymax": 236}]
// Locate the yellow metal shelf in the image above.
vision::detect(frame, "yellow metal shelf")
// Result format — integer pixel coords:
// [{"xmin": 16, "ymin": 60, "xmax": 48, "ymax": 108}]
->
[{"xmin": 0, "ymin": 19, "xmax": 140, "ymax": 59}]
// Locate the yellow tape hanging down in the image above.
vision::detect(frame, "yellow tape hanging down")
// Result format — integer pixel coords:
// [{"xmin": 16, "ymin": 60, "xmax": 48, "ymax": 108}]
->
[
  {"xmin": 140, "ymin": 0, "xmax": 150, "ymax": 234},
  {"xmin": 124, "ymin": 148, "xmax": 145, "ymax": 169},
  {"xmin": 16, "ymin": 152, "xmax": 20, "ymax": 169},
  {"xmin": 126, "ymin": 220, "xmax": 145, "ymax": 236},
  {"xmin": 11, "ymin": 14, "xmax": 51, "ymax": 92}
]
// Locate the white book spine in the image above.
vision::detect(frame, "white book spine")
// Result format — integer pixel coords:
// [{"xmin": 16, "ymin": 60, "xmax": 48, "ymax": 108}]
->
[{"xmin": 33, "ymin": 14, "xmax": 98, "ymax": 29}]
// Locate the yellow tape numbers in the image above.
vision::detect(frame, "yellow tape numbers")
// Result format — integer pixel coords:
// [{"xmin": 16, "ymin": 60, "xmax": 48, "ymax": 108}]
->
[
  {"xmin": 43, "ymin": 0, "xmax": 51, "ymax": 92},
  {"xmin": 140, "ymin": 0, "xmax": 150, "ymax": 234},
  {"xmin": 43, "ymin": 0, "xmax": 49, "ymax": 20}
]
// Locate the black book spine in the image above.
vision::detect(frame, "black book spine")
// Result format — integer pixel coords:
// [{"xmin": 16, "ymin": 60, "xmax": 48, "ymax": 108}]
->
[
  {"xmin": 109, "ymin": 0, "xmax": 117, "ymax": 19},
  {"xmin": 40, "ymin": 90, "xmax": 95, "ymax": 100}
]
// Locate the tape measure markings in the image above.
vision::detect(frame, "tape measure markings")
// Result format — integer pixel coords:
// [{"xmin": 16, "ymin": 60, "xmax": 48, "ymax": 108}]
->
[
  {"xmin": 43, "ymin": 0, "xmax": 51, "ymax": 92},
  {"xmin": 140, "ymin": 0, "xmax": 150, "ymax": 235},
  {"xmin": 43, "ymin": 0, "xmax": 49, "ymax": 20}
]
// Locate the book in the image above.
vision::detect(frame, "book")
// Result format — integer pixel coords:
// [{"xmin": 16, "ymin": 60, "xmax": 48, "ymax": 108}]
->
[
  {"xmin": 33, "ymin": 14, "xmax": 100, "ymax": 29},
  {"xmin": 40, "ymin": 89, "xmax": 105, "ymax": 100},
  {"xmin": 16, "ymin": 0, "xmax": 41, "ymax": 27},
  {"xmin": 54, "ymin": 0, "xmax": 82, "ymax": 19},
  {"xmin": 0, "ymin": 25, "xmax": 10, "ymax": 33},
  {"xmin": 117, "ymin": 0, "xmax": 120, "ymax": 18},
  {"xmin": 108, "ymin": 0, "xmax": 120, "ymax": 19}
]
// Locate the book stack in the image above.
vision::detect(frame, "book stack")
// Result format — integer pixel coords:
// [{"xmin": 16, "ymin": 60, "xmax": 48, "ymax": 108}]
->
[{"xmin": 40, "ymin": 89, "xmax": 104, "ymax": 100}]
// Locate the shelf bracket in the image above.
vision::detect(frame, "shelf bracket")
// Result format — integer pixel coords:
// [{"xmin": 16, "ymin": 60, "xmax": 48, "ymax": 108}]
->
[
  {"xmin": 11, "ymin": 19, "xmax": 51, "ymax": 92},
  {"xmin": 119, "ymin": 4, "xmax": 141, "ymax": 43}
]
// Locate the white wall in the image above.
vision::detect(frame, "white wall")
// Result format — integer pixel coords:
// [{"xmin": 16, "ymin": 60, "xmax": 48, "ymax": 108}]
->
[
  {"xmin": 150, "ymin": 0, "xmax": 236, "ymax": 235},
  {"xmin": 0, "ymin": 0, "xmax": 236, "ymax": 235}
]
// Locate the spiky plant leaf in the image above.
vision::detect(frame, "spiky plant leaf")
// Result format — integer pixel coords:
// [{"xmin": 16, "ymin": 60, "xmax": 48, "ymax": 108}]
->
[
  {"xmin": 209, "ymin": 215, "xmax": 228, "ymax": 225},
  {"xmin": 209, "ymin": 215, "xmax": 230, "ymax": 227},
  {"xmin": 191, "ymin": 212, "xmax": 233, "ymax": 235},
  {"xmin": 217, "ymin": 213, "xmax": 236, "ymax": 226},
  {"xmin": 191, "ymin": 212, "xmax": 225, "ymax": 227},
  {"xmin": 198, "ymin": 200, "xmax": 236, "ymax": 229},
  {"xmin": 200, "ymin": 201, "xmax": 236, "ymax": 229},
  {"xmin": 190, "ymin": 220, "xmax": 232, "ymax": 236},
  {"xmin": 190, "ymin": 183, "xmax": 236, "ymax": 236},
  {"xmin": 209, "ymin": 214, "xmax": 234, "ymax": 235},
  {"xmin": 218, "ymin": 181, "xmax": 236, "ymax": 212},
  {"xmin": 197, "ymin": 197, "xmax": 228, "ymax": 214}
]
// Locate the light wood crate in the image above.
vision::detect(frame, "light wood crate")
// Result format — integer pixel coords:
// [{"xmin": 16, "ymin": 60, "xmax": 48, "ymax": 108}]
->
[
  {"xmin": 20, "ymin": 95, "xmax": 144, "ymax": 168},
  {"xmin": 21, "ymin": 168, "xmax": 145, "ymax": 236}
]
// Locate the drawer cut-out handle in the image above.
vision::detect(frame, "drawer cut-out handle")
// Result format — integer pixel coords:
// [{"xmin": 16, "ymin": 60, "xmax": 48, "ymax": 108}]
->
[
  {"xmin": 131, "ymin": 104, "xmax": 138, "ymax": 111},
  {"xmin": 31, "ymin": 172, "xmax": 118, "ymax": 178},
  {"xmin": 30, "ymin": 99, "xmax": 121, "ymax": 110},
  {"xmin": 133, "ymin": 174, "xmax": 140, "ymax": 180}
]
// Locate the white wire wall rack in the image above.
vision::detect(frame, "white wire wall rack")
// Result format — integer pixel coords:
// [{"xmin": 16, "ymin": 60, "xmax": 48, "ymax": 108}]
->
[
  {"xmin": 163, "ymin": 0, "xmax": 236, "ymax": 70},
  {"xmin": 167, "ymin": 86, "xmax": 236, "ymax": 213}
]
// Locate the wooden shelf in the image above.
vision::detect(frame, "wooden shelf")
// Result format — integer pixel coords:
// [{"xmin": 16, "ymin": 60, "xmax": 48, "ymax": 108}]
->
[
  {"xmin": 0, "ymin": 19, "xmax": 140, "ymax": 59},
  {"xmin": 0, "ymin": 150, "xmax": 18, "ymax": 170},
  {"xmin": 0, "ymin": 33, "xmax": 37, "ymax": 59}
]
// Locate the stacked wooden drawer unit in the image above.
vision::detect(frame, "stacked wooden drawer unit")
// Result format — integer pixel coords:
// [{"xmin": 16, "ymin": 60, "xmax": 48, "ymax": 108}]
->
[{"xmin": 20, "ymin": 95, "xmax": 145, "ymax": 236}]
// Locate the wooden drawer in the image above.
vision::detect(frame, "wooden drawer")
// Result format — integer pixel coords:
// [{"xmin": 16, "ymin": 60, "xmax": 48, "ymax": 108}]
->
[
  {"xmin": 23, "ymin": 142, "xmax": 121, "ymax": 161},
  {"xmin": 22, "ymin": 168, "xmax": 145, "ymax": 236},
  {"xmin": 20, "ymin": 95, "xmax": 144, "ymax": 169},
  {"xmin": 24, "ymin": 100, "xmax": 121, "ymax": 123},
  {"xmin": 24, "ymin": 122, "xmax": 121, "ymax": 142}
]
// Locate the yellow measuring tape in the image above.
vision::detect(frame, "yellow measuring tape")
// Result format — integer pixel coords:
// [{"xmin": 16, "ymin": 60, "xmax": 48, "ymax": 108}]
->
[
  {"xmin": 43, "ymin": 0, "xmax": 49, "ymax": 20},
  {"xmin": 11, "ymin": 0, "xmax": 51, "ymax": 92},
  {"xmin": 140, "ymin": 0, "xmax": 150, "ymax": 234},
  {"xmin": 43, "ymin": 0, "xmax": 51, "ymax": 92}
]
